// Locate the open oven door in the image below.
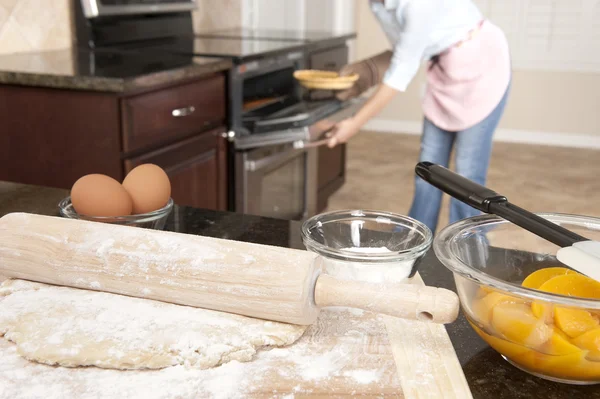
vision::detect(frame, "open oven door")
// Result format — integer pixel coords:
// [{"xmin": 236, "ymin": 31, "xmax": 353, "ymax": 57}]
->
[
  {"xmin": 232, "ymin": 97, "xmax": 366, "ymax": 220},
  {"xmin": 234, "ymin": 97, "xmax": 366, "ymax": 150}
]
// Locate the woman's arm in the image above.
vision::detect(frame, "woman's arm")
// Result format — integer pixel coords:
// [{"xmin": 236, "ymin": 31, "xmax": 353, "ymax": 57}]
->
[
  {"xmin": 327, "ymin": 84, "xmax": 399, "ymax": 148},
  {"xmin": 336, "ymin": 51, "xmax": 393, "ymax": 101}
]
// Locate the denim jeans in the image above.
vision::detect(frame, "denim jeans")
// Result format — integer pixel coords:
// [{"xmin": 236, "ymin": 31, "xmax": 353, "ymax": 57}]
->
[{"xmin": 408, "ymin": 84, "xmax": 510, "ymax": 233}]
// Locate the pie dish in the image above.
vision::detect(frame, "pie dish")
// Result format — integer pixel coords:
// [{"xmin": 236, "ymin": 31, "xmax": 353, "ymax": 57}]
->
[{"xmin": 293, "ymin": 70, "xmax": 359, "ymax": 90}]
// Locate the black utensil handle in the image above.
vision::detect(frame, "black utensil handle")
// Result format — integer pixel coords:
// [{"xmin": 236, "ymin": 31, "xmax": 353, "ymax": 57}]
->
[
  {"xmin": 415, "ymin": 162, "xmax": 588, "ymax": 248},
  {"xmin": 489, "ymin": 202, "xmax": 587, "ymax": 248},
  {"xmin": 415, "ymin": 162, "xmax": 506, "ymax": 212}
]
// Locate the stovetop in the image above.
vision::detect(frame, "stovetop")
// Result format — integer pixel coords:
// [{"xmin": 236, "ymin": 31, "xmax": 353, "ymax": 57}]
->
[
  {"xmin": 165, "ymin": 37, "xmax": 307, "ymax": 62},
  {"xmin": 195, "ymin": 27, "xmax": 357, "ymax": 43},
  {"xmin": 97, "ymin": 36, "xmax": 308, "ymax": 64},
  {"xmin": 96, "ymin": 26, "xmax": 355, "ymax": 64}
]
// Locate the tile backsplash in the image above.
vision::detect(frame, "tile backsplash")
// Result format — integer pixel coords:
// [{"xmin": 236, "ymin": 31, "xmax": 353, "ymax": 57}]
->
[
  {"xmin": 193, "ymin": 0, "xmax": 242, "ymax": 33},
  {"xmin": 0, "ymin": 0, "xmax": 72, "ymax": 55}
]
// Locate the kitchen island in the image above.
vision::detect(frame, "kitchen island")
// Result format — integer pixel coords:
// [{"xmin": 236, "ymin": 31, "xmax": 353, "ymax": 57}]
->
[{"xmin": 1, "ymin": 181, "xmax": 598, "ymax": 399}]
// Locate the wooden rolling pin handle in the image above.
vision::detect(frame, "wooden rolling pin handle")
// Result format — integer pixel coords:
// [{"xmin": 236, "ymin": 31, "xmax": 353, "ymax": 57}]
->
[{"xmin": 314, "ymin": 274, "xmax": 460, "ymax": 324}]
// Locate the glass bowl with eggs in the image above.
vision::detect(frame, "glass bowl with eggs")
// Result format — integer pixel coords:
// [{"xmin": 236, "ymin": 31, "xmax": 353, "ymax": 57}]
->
[
  {"xmin": 434, "ymin": 213, "xmax": 600, "ymax": 385},
  {"xmin": 59, "ymin": 164, "xmax": 173, "ymax": 230}
]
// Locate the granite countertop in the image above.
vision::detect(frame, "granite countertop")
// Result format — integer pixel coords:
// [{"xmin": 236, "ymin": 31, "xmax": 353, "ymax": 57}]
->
[
  {"xmin": 0, "ymin": 47, "xmax": 232, "ymax": 93},
  {"xmin": 1, "ymin": 181, "xmax": 598, "ymax": 399}
]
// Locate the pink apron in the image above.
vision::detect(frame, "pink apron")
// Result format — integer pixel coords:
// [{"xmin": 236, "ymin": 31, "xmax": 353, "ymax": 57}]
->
[{"xmin": 422, "ymin": 20, "xmax": 512, "ymax": 131}]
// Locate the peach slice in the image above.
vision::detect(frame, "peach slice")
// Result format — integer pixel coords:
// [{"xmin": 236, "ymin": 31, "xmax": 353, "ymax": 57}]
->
[
  {"xmin": 470, "ymin": 321, "xmax": 529, "ymax": 359},
  {"xmin": 572, "ymin": 328, "xmax": 600, "ymax": 361},
  {"xmin": 536, "ymin": 273, "xmax": 600, "ymax": 299},
  {"xmin": 554, "ymin": 308, "xmax": 600, "ymax": 338},
  {"xmin": 491, "ymin": 302, "xmax": 553, "ymax": 348},
  {"xmin": 521, "ymin": 267, "xmax": 576, "ymax": 289},
  {"xmin": 531, "ymin": 274, "xmax": 600, "ymax": 338},
  {"xmin": 539, "ymin": 328, "xmax": 584, "ymax": 356},
  {"xmin": 472, "ymin": 292, "xmax": 525, "ymax": 328},
  {"xmin": 513, "ymin": 349, "xmax": 591, "ymax": 380}
]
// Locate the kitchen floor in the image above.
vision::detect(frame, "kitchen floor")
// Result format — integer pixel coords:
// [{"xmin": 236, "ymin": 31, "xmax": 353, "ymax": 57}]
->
[{"xmin": 327, "ymin": 131, "xmax": 600, "ymax": 234}]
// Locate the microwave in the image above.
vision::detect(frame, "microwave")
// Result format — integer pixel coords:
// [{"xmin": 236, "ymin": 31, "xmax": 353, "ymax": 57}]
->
[{"xmin": 80, "ymin": 0, "xmax": 196, "ymax": 18}]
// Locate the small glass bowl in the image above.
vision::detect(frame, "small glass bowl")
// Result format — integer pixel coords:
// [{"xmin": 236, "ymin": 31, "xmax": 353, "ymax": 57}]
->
[
  {"xmin": 434, "ymin": 213, "xmax": 600, "ymax": 385},
  {"xmin": 58, "ymin": 196, "xmax": 173, "ymax": 230},
  {"xmin": 301, "ymin": 210, "xmax": 433, "ymax": 283}
]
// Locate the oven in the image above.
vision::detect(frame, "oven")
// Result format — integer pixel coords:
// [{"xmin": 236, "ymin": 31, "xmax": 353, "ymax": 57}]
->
[
  {"xmin": 227, "ymin": 53, "xmax": 364, "ymax": 220},
  {"xmin": 237, "ymin": 143, "xmax": 315, "ymax": 221},
  {"xmin": 74, "ymin": 0, "xmax": 362, "ymax": 220},
  {"xmin": 235, "ymin": 99, "xmax": 362, "ymax": 220}
]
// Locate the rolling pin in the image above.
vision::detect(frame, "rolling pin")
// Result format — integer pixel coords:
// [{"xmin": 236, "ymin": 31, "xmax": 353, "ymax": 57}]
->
[{"xmin": 0, "ymin": 213, "xmax": 459, "ymax": 325}]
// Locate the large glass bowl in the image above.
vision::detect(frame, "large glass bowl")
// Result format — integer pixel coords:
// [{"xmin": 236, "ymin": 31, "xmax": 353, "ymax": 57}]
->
[
  {"xmin": 434, "ymin": 213, "xmax": 600, "ymax": 384},
  {"xmin": 58, "ymin": 196, "xmax": 173, "ymax": 230},
  {"xmin": 301, "ymin": 210, "xmax": 432, "ymax": 283}
]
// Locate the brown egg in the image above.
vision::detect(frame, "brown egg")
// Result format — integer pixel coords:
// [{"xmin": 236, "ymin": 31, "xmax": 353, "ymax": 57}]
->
[
  {"xmin": 71, "ymin": 174, "xmax": 133, "ymax": 217},
  {"xmin": 122, "ymin": 164, "xmax": 171, "ymax": 214}
]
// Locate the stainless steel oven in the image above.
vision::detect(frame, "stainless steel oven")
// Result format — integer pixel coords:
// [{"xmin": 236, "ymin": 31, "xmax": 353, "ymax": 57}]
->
[
  {"xmin": 237, "ymin": 143, "xmax": 317, "ymax": 221},
  {"xmin": 219, "ymin": 47, "xmax": 365, "ymax": 220},
  {"xmin": 234, "ymin": 97, "xmax": 364, "ymax": 220}
]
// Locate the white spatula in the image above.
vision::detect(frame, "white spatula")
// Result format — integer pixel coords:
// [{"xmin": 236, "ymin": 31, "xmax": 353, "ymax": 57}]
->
[{"xmin": 415, "ymin": 162, "xmax": 600, "ymax": 282}]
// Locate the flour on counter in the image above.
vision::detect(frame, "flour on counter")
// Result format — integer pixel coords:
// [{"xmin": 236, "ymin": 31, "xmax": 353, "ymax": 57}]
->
[
  {"xmin": 0, "ymin": 279, "xmax": 307, "ymax": 371},
  {"xmin": 0, "ymin": 302, "xmax": 398, "ymax": 399},
  {"xmin": 342, "ymin": 369, "xmax": 382, "ymax": 384}
]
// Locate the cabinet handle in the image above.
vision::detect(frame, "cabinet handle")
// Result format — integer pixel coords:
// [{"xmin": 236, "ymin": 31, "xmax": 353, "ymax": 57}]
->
[
  {"xmin": 221, "ymin": 131, "xmax": 236, "ymax": 142},
  {"xmin": 172, "ymin": 106, "xmax": 196, "ymax": 117}
]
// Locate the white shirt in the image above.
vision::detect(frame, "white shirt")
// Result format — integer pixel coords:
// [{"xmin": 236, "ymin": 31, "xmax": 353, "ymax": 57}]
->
[{"xmin": 371, "ymin": 0, "xmax": 483, "ymax": 91}]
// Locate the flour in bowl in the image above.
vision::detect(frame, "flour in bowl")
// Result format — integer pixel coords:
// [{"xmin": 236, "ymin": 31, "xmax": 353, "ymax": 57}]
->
[{"xmin": 323, "ymin": 246, "xmax": 414, "ymax": 283}]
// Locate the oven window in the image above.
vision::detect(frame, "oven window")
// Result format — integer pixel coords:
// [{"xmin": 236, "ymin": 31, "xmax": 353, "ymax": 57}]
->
[
  {"xmin": 260, "ymin": 154, "xmax": 305, "ymax": 220},
  {"xmin": 243, "ymin": 67, "xmax": 297, "ymax": 114}
]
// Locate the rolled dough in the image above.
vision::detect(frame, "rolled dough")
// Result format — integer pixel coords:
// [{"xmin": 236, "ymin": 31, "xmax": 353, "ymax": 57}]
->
[{"xmin": 0, "ymin": 279, "xmax": 307, "ymax": 370}]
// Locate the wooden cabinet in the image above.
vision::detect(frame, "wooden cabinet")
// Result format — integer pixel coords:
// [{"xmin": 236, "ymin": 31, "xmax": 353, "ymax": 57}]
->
[
  {"xmin": 317, "ymin": 144, "xmax": 346, "ymax": 211},
  {"xmin": 124, "ymin": 128, "xmax": 227, "ymax": 210},
  {"xmin": 0, "ymin": 74, "xmax": 228, "ymax": 211},
  {"xmin": 0, "ymin": 85, "xmax": 123, "ymax": 188},
  {"xmin": 121, "ymin": 77, "xmax": 225, "ymax": 154}
]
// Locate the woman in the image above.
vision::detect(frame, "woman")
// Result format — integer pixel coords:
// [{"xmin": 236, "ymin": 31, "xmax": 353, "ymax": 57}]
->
[{"xmin": 330, "ymin": 0, "xmax": 511, "ymax": 233}]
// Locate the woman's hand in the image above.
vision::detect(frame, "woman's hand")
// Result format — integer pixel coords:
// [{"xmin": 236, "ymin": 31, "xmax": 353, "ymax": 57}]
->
[
  {"xmin": 328, "ymin": 84, "xmax": 400, "ymax": 148},
  {"xmin": 327, "ymin": 118, "xmax": 361, "ymax": 148}
]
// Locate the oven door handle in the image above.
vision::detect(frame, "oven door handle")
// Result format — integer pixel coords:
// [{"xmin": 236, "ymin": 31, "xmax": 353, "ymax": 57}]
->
[
  {"xmin": 292, "ymin": 137, "xmax": 331, "ymax": 150},
  {"xmin": 293, "ymin": 96, "xmax": 367, "ymax": 150},
  {"xmin": 245, "ymin": 147, "xmax": 302, "ymax": 172}
]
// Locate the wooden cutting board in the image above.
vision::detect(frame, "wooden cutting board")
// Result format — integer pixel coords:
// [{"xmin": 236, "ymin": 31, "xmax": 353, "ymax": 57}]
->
[{"xmin": 0, "ymin": 274, "xmax": 470, "ymax": 398}]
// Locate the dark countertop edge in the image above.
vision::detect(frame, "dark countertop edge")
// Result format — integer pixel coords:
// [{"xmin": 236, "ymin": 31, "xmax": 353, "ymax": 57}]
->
[
  {"xmin": 196, "ymin": 44, "xmax": 309, "ymax": 65},
  {"xmin": 195, "ymin": 30, "xmax": 357, "ymax": 44},
  {"xmin": 0, "ymin": 58, "xmax": 233, "ymax": 94}
]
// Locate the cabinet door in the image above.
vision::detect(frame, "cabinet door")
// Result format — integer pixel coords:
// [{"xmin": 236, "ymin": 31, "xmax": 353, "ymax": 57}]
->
[
  {"xmin": 121, "ymin": 75, "xmax": 226, "ymax": 154},
  {"xmin": 124, "ymin": 127, "xmax": 228, "ymax": 210},
  {"xmin": 0, "ymin": 85, "xmax": 122, "ymax": 188},
  {"xmin": 317, "ymin": 144, "xmax": 346, "ymax": 212}
]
